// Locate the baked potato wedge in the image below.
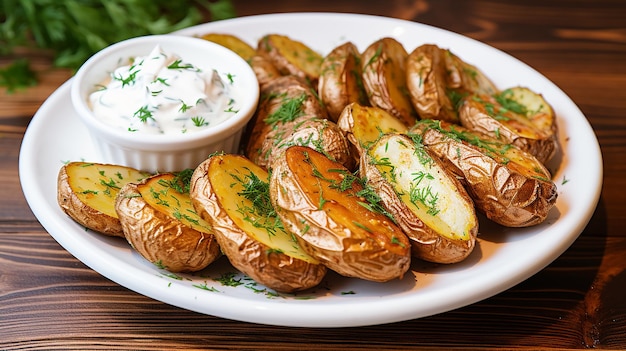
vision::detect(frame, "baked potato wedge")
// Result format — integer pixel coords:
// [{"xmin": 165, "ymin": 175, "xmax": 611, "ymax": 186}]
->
[
  {"xmin": 115, "ymin": 172, "xmax": 221, "ymax": 272},
  {"xmin": 318, "ymin": 42, "xmax": 368, "ymax": 121},
  {"xmin": 57, "ymin": 162, "xmax": 150, "ymax": 237},
  {"xmin": 245, "ymin": 75, "xmax": 328, "ymax": 168},
  {"xmin": 248, "ymin": 55, "xmax": 282, "ymax": 89},
  {"xmin": 459, "ymin": 86, "xmax": 558, "ymax": 164},
  {"xmin": 361, "ymin": 37, "xmax": 418, "ymax": 126},
  {"xmin": 361, "ymin": 134, "xmax": 478, "ymax": 263},
  {"xmin": 270, "ymin": 146, "xmax": 411, "ymax": 282},
  {"xmin": 405, "ymin": 44, "xmax": 498, "ymax": 123},
  {"xmin": 257, "ymin": 34, "xmax": 323, "ymax": 84},
  {"xmin": 201, "ymin": 32, "xmax": 281, "ymax": 88},
  {"xmin": 337, "ymin": 102, "xmax": 408, "ymax": 162},
  {"xmin": 200, "ymin": 33, "xmax": 256, "ymax": 61},
  {"xmin": 406, "ymin": 44, "xmax": 457, "ymax": 123},
  {"xmin": 450, "ymin": 54, "xmax": 498, "ymax": 96},
  {"xmin": 410, "ymin": 120, "xmax": 558, "ymax": 227},
  {"xmin": 190, "ymin": 153, "xmax": 327, "ymax": 293},
  {"xmin": 261, "ymin": 117, "xmax": 354, "ymax": 170}
]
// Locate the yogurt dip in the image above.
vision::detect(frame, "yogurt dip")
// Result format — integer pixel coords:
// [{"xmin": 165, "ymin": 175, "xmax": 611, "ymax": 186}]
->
[{"xmin": 88, "ymin": 45, "xmax": 238, "ymax": 134}]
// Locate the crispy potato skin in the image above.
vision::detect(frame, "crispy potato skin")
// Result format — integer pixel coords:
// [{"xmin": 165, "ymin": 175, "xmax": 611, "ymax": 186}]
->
[
  {"xmin": 249, "ymin": 55, "xmax": 281, "ymax": 89},
  {"xmin": 270, "ymin": 146, "xmax": 411, "ymax": 282},
  {"xmin": 452, "ymin": 56, "xmax": 498, "ymax": 96},
  {"xmin": 318, "ymin": 42, "xmax": 368, "ymax": 121},
  {"xmin": 261, "ymin": 117, "xmax": 355, "ymax": 170},
  {"xmin": 360, "ymin": 134, "xmax": 478, "ymax": 264},
  {"xmin": 406, "ymin": 44, "xmax": 498, "ymax": 123},
  {"xmin": 411, "ymin": 121, "xmax": 558, "ymax": 227},
  {"xmin": 459, "ymin": 88, "xmax": 558, "ymax": 164},
  {"xmin": 245, "ymin": 75, "xmax": 327, "ymax": 167},
  {"xmin": 406, "ymin": 44, "xmax": 458, "ymax": 123},
  {"xmin": 361, "ymin": 37, "xmax": 418, "ymax": 126},
  {"xmin": 57, "ymin": 162, "xmax": 149, "ymax": 237},
  {"xmin": 57, "ymin": 165, "xmax": 123, "ymax": 237},
  {"xmin": 190, "ymin": 155, "xmax": 327, "ymax": 293},
  {"xmin": 245, "ymin": 75, "xmax": 354, "ymax": 170},
  {"xmin": 115, "ymin": 180, "xmax": 221, "ymax": 273},
  {"xmin": 257, "ymin": 34, "xmax": 323, "ymax": 85}
]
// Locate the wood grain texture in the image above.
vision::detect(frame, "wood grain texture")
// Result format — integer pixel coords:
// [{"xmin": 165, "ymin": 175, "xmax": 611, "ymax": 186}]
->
[{"xmin": 1, "ymin": 0, "xmax": 625, "ymax": 349}]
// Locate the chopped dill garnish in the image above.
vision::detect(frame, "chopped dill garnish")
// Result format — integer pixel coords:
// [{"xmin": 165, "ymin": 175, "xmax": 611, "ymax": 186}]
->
[{"xmin": 264, "ymin": 94, "xmax": 307, "ymax": 125}]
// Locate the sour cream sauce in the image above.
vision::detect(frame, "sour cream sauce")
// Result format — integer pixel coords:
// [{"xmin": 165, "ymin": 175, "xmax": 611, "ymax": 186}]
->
[{"xmin": 88, "ymin": 45, "xmax": 237, "ymax": 134}]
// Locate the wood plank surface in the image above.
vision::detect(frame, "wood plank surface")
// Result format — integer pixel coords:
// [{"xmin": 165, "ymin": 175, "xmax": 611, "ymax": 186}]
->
[{"xmin": 1, "ymin": 0, "xmax": 625, "ymax": 349}]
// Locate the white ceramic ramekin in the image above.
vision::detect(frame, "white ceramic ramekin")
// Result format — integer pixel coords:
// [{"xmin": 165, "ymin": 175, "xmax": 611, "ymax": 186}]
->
[{"xmin": 71, "ymin": 35, "xmax": 259, "ymax": 173}]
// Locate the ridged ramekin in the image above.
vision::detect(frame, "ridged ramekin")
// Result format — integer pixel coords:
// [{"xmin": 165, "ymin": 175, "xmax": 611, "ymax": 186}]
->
[{"xmin": 71, "ymin": 35, "xmax": 259, "ymax": 173}]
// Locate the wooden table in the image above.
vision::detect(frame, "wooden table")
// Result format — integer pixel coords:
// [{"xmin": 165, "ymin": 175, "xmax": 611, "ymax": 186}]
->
[{"xmin": 2, "ymin": 0, "xmax": 625, "ymax": 349}]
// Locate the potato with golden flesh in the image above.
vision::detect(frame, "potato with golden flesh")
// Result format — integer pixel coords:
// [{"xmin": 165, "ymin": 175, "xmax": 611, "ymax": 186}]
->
[
  {"xmin": 115, "ymin": 172, "xmax": 221, "ymax": 272},
  {"xmin": 257, "ymin": 34, "xmax": 323, "ymax": 85},
  {"xmin": 361, "ymin": 37, "xmax": 418, "ymax": 126},
  {"xmin": 57, "ymin": 162, "xmax": 150, "ymax": 237},
  {"xmin": 406, "ymin": 44, "xmax": 498, "ymax": 123},
  {"xmin": 410, "ymin": 120, "xmax": 558, "ymax": 227},
  {"xmin": 318, "ymin": 42, "xmax": 368, "ymax": 121},
  {"xmin": 200, "ymin": 33, "xmax": 257, "ymax": 61},
  {"xmin": 200, "ymin": 32, "xmax": 281, "ymax": 88},
  {"xmin": 361, "ymin": 134, "xmax": 478, "ymax": 263},
  {"xmin": 270, "ymin": 146, "xmax": 411, "ymax": 282},
  {"xmin": 337, "ymin": 102, "xmax": 408, "ymax": 162},
  {"xmin": 190, "ymin": 153, "xmax": 327, "ymax": 293},
  {"xmin": 459, "ymin": 87, "xmax": 558, "ymax": 164}
]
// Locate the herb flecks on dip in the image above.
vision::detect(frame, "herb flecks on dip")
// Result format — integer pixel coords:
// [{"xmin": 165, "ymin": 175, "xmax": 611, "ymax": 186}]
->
[{"xmin": 88, "ymin": 45, "xmax": 238, "ymax": 134}]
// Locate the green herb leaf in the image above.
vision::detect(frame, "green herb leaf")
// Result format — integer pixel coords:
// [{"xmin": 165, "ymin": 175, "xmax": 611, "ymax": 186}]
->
[
  {"xmin": 0, "ymin": 59, "xmax": 37, "ymax": 93},
  {"xmin": 0, "ymin": 0, "xmax": 236, "ymax": 90}
]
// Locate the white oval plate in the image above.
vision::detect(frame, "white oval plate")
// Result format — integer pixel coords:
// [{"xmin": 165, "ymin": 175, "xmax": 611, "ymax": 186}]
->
[{"xmin": 19, "ymin": 13, "xmax": 602, "ymax": 328}]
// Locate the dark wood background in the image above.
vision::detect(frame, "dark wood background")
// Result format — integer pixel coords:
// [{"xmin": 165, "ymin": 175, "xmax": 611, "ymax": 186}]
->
[{"xmin": 1, "ymin": 0, "xmax": 625, "ymax": 349}]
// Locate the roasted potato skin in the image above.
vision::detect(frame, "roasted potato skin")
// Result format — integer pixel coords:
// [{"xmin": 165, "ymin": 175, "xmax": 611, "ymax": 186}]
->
[
  {"xmin": 406, "ymin": 44, "xmax": 458, "ymax": 123},
  {"xmin": 249, "ymin": 55, "xmax": 282, "ymax": 89},
  {"xmin": 459, "ymin": 87, "xmax": 558, "ymax": 164},
  {"xmin": 406, "ymin": 44, "xmax": 498, "ymax": 123},
  {"xmin": 245, "ymin": 75, "xmax": 327, "ymax": 167},
  {"xmin": 318, "ymin": 42, "xmax": 368, "ymax": 121},
  {"xmin": 255, "ymin": 75, "xmax": 327, "ymax": 122},
  {"xmin": 360, "ymin": 134, "xmax": 478, "ymax": 264},
  {"xmin": 451, "ymin": 55, "xmax": 498, "ymax": 96},
  {"xmin": 411, "ymin": 120, "xmax": 558, "ymax": 227},
  {"xmin": 245, "ymin": 75, "xmax": 354, "ymax": 170},
  {"xmin": 190, "ymin": 154, "xmax": 327, "ymax": 293},
  {"xmin": 262, "ymin": 117, "xmax": 355, "ymax": 170},
  {"xmin": 361, "ymin": 37, "xmax": 418, "ymax": 126},
  {"xmin": 257, "ymin": 34, "xmax": 323, "ymax": 85},
  {"xmin": 115, "ymin": 178, "xmax": 221, "ymax": 273},
  {"xmin": 57, "ymin": 162, "xmax": 149, "ymax": 237},
  {"xmin": 270, "ymin": 146, "xmax": 411, "ymax": 282}
]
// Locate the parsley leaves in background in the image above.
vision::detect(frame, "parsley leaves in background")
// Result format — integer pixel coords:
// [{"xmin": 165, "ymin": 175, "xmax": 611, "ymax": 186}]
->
[
  {"xmin": 0, "ymin": 59, "xmax": 37, "ymax": 93},
  {"xmin": 0, "ymin": 0, "xmax": 235, "ymax": 92}
]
